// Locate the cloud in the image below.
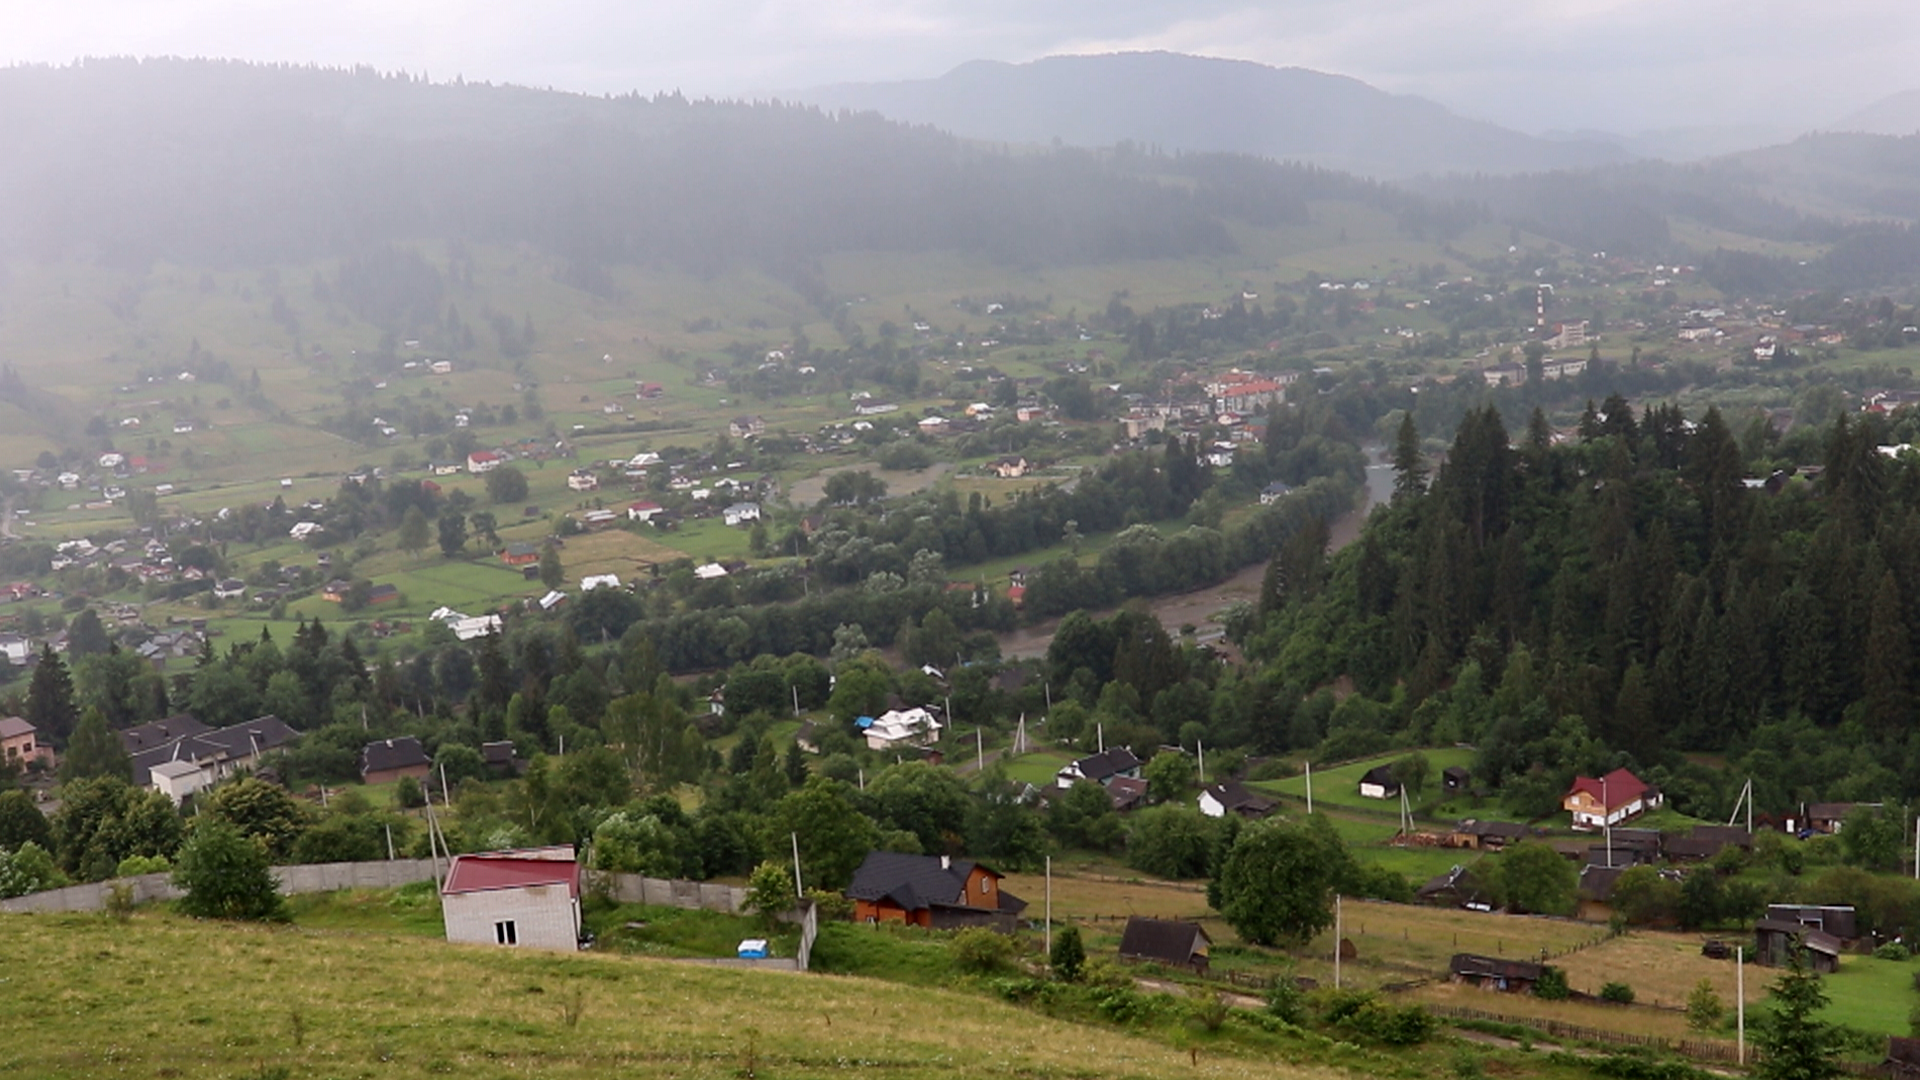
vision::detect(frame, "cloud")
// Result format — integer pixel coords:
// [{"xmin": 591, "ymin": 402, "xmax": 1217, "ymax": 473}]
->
[{"xmin": 3, "ymin": 0, "xmax": 1918, "ymax": 132}]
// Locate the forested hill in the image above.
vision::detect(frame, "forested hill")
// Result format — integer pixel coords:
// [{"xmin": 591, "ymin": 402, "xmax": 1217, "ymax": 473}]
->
[
  {"xmin": 1247, "ymin": 401, "xmax": 1920, "ymax": 820},
  {"xmin": 796, "ymin": 52, "xmax": 1629, "ymax": 180},
  {"xmin": 0, "ymin": 58, "xmax": 1445, "ymax": 274}
]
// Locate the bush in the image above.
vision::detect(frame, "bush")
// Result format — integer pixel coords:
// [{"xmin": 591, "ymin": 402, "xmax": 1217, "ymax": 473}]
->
[
  {"xmin": 1876, "ymin": 942, "xmax": 1910, "ymax": 961},
  {"xmin": 1189, "ymin": 993, "xmax": 1231, "ymax": 1033},
  {"xmin": 1600, "ymin": 981, "xmax": 1636, "ymax": 1004},
  {"xmin": 804, "ymin": 887, "xmax": 854, "ymax": 922},
  {"xmin": 950, "ymin": 927, "xmax": 1014, "ymax": 974},
  {"xmin": 114, "ymin": 854, "xmax": 170, "ymax": 877},
  {"xmin": 1320, "ymin": 989, "xmax": 1434, "ymax": 1045},
  {"xmin": 1534, "ymin": 966, "xmax": 1570, "ymax": 1000},
  {"xmin": 1050, "ymin": 924, "xmax": 1085, "ymax": 982},
  {"xmin": 394, "ymin": 776, "xmax": 426, "ymax": 809},
  {"xmin": 1685, "ymin": 979, "xmax": 1724, "ymax": 1031},
  {"xmin": 1266, "ymin": 976, "xmax": 1307, "ymax": 1025},
  {"xmin": 172, "ymin": 821, "xmax": 287, "ymax": 921}
]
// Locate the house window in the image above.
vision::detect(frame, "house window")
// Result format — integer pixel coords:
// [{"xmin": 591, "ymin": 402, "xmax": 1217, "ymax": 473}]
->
[
  {"xmin": 979, "ymin": 878, "xmax": 989, "ymax": 895},
  {"xmin": 495, "ymin": 920, "xmax": 518, "ymax": 946}
]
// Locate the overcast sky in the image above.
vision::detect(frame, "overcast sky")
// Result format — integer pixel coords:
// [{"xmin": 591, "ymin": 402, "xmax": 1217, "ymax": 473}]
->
[{"xmin": 6, "ymin": 0, "xmax": 1918, "ymax": 134}]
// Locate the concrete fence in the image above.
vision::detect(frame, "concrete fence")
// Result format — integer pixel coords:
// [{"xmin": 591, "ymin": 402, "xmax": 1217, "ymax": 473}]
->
[
  {"xmin": 0, "ymin": 858, "xmax": 443, "ymax": 914},
  {"xmin": 590, "ymin": 871, "xmax": 748, "ymax": 914}
]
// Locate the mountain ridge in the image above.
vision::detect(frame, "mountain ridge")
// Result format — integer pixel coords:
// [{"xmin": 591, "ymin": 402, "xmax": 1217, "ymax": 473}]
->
[{"xmin": 793, "ymin": 51, "xmax": 1631, "ymax": 179}]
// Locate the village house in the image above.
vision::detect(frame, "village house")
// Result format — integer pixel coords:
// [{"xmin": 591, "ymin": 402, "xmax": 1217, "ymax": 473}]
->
[
  {"xmin": 853, "ymin": 400, "xmax": 898, "ymax": 416},
  {"xmin": 1198, "ymin": 780, "xmax": 1276, "ymax": 819},
  {"xmin": 723, "ymin": 502, "xmax": 761, "ymax": 527},
  {"xmin": 1754, "ymin": 919, "xmax": 1842, "ymax": 972},
  {"xmin": 1259, "ymin": 481, "xmax": 1292, "ymax": 505},
  {"xmin": 1419, "ymin": 864, "xmax": 1494, "ymax": 911},
  {"xmin": 500, "ymin": 543, "xmax": 540, "ymax": 567},
  {"xmin": 131, "ymin": 715, "xmax": 301, "ymax": 803},
  {"xmin": 1055, "ymin": 747, "xmax": 1143, "ymax": 789},
  {"xmin": 0, "ymin": 717, "xmax": 53, "ymax": 771},
  {"xmin": 728, "ymin": 416, "xmax": 765, "ymax": 439},
  {"xmin": 1448, "ymin": 819, "xmax": 1529, "ymax": 851},
  {"xmin": 990, "ymin": 456, "xmax": 1030, "ymax": 479},
  {"xmin": 1443, "ymin": 765, "xmax": 1471, "ymax": 794},
  {"xmin": 627, "ymin": 501, "xmax": 663, "ymax": 523},
  {"xmin": 1118, "ymin": 916, "xmax": 1213, "ymax": 973},
  {"xmin": 360, "ymin": 736, "xmax": 432, "ymax": 785},
  {"xmin": 862, "ymin": 707, "xmax": 942, "ymax": 752},
  {"xmin": 466, "ymin": 450, "xmax": 503, "ymax": 474},
  {"xmin": 441, "ymin": 846, "xmax": 582, "ymax": 951},
  {"xmin": 1562, "ymin": 767, "xmax": 1660, "ymax": 830},
  {"xmin": 1106, "ymin": 775, "xmax": 1149, "ymax": 813},
  {"xmin": 845, "ymin": 851, "xmax": 1026, "ymax": 930},
  {"xmin": 566, "ymin": 471, "xmax": 599, "ymax": 492}
]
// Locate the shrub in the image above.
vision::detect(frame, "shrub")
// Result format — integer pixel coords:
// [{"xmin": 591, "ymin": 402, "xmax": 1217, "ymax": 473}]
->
[
  {"xmin": 1875, "ymin": 942, "xmax": 1910, "ymax": 961},
  {"xmin": 394, "ymin": 776, "xmax": 426, "ymax": 809},
  {"xmin": 1050, "ymin": 925, "xmax": 1085, "ymax": 982},
  {"xmin": 1685, "ymin": 979, "xmax": 1724, "ymax": 1031},
  {"xmin": 949, "ymin": 927, "xmax": 1014, "ymax": 974},
  {"xmin": 1600, "ymin": 981, "xmax": 1636, "ymax": 1004},
  {"xmin": 1534, "ymin": 966, "xmax": 1570, "ymax": 1000},
  {"xmin": 1320, "ymin": 990, "xmax": 1434, "ymax": 1045},
  {"xmin": 115, "ymin": 854, "xmax": 170, "ymax": 877},
  {"xmin": 172, "ymin": 821, "xmax": 287, "ymax": 921},
  {"xmin": 1189, "ymin": 993, "xmax": 1231, "ymax": 1033},
  {"xmin": 1266, "ymin": 977, "xmax": 1307, "ymax": 1025},
  {"xmin": 804, "ymin": 887, "xmax": 853, "ymax": 922}
]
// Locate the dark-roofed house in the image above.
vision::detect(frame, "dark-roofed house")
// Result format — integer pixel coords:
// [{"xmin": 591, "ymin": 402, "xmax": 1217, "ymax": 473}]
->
[
  {"xmin": 1106, "ymin": 775, "xmax": 1149, "ymax": 813},
  {"xmin": 1577, "ymin": 866, "xmax": 1628, "ymax": 923},
  {"xmin": 1754, "ymin": 919, "xmax": 1842, "ymax": 972},
  {"xmin": 1450, "ymin": 953, "xmax": 1544, "ymax": 993},
  {"xmin": 1803, "ymin": 802, "xmax": 1879, "ymax": 835},
  {"xmin": 501, "ymin": 543, "xmax": 540, "ymax": 567},
  {"xmin": 1198, "ymin": 781, "xmax": 1276, "ymax": 819},
  {"xmin": 119, "ymin": 714, "xmax": 212, "ymax": 756},
  {"xmin": 132, "ymin": 715, "xmax": 301, "ymax": 802},
  {"xmin": 1419, "ymin": 864, "xmax": 1492, "ymax": 910},
  {"xmin": 1451, "ymin": 819, "xmax": 1529, "ymax": 850},
  {"xmin": 1055, "ymin": 747, "xmax": 1142, "ymax": 789},
  {"xmin": 1766, "ymin": 903, "xmax": 1858, "ymax": 941},
  {"xmin": 1664, "ymin": 826, "xmax": 1753, "ymax": 862},
  {"xmin": 441, "ymin": 846, "xmax": 582, "ymax": 951},
  {"xmin": 361, "ymin": 737, "xmax": 432, "ymax": 785},
  {"xmin": 482, "ymin": 740, "xmax": 528, "ymax": 778},
  {"xmin": 845, "ymin": 851, "xmax": 1027, "ymax": 930},
  {"xmin": 1358, "ymin": 765, "xmax": 1401, "ymax": 800},
  {"xmin": 1118, "ymin": 916, "xmax": 1212, "ymax": 974},
  {"xmin": 1443, "ymin": 766, "xmax": 1471, "ymax": 794}
]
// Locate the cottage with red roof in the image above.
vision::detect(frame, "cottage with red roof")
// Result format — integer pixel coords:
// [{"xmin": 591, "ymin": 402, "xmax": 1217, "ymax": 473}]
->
[
  {"xmin": 1563, "ymin": 768, "xmax": 1661, "ymax": 831},
  {"xmin": 441, "ymin": 846, "xmax": 582, "ymax": 951},
  {"xmin": 466, "ymin": 450, "xmax": 503, "ymax": 474}
]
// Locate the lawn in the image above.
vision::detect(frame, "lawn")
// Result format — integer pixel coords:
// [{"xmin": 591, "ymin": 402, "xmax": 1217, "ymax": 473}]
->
[
  {"xmin": 1555, "ymin": 930, "xmax": 1764, "ymax": 1012},
  {"xmin": 1816, "ymin": 954, "xmax": 1918, "ymax": 1036},
  {"xmin": 1000, "ymin": 748, "xmax": 1075, "ymax": 787},
  {"xmin": 1256, "ymin": 747, "xmax": 1478, "ymax": 815},
  {"xmin": 0, "ymin": 909, "xmax": 1357, "ymax": 1080}
]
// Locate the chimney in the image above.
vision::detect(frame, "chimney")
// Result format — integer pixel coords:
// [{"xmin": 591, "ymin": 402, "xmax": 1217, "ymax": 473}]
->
[{"xmin": 940, "ymin": 855, "xmax": 951, "ymax": 871}]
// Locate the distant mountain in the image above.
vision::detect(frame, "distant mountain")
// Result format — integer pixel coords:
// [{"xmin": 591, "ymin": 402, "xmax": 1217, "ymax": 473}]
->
[
  {"xmin": 793, "ymin": 52, "xmax": 1631, "ymax": 179},
  {"xmin": 1832, "ymin": 90, "xmax": 1920, "ymax": 136}
]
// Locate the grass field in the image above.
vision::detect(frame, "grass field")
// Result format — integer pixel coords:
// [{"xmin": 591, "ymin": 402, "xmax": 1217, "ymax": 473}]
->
[
  {"xmin": 1554, "ymin": 931, "xmax": 1763, "ymax": 1012},
  {"xmin": 1814, "ymin": 954, "xmax": 1918, "ymax": 1036},
  {"xmin": 0, "ymin": 909, "xmax": 1363, "ymax": 1080},
  {"xmin": 1256, "ymin": 748, "xmax": 1478, "ymax": 815}
]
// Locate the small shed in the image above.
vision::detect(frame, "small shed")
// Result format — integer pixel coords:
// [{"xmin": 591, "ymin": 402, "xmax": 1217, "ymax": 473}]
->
[
  {"xmin": 1358, "ymin": 765, "xmax": 1401, "ymax": 800},
  {"xmin": 1450, "ymin": 953, "xmax": 1543, "ymax": 993},
  {"xmin": 1442, "ymin": 765, "xmax": 1471, "ymax": 794},
  {"xmin": 1118, "ymin": 917, "xmax": 1212, "ymax": 974},
  {"xmin": 441, "ymin": 846, "xmax": 582, "ymax": 952},
  {"xmin": 1754, "ymin": 919, "xmax": 1842, "ymax": 973}
]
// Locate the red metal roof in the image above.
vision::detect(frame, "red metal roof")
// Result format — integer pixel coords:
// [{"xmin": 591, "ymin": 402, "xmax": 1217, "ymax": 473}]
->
[
  {"xmin": 1565, "ymin": 768, "xmax": 1649, "ymax": 812},
  {"xmin": 442, "ymin": 853, "xmax": 580, "ymax": 898}
]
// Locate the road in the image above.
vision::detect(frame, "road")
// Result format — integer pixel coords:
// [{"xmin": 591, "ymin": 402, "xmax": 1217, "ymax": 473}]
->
[{"xmin": 995, "ymin": 451, "xmax": 1395, "ymax": 661}]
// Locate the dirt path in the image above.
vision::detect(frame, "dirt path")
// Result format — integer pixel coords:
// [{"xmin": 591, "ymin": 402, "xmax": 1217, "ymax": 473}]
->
[{"xmin": 996, "ymin": 450, "xmax": 1393, "ymax": 661}]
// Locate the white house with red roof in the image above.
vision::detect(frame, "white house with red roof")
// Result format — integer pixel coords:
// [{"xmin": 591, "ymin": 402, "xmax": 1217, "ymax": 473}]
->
[
  {"xmin": 627, "ymin": 501, "xmax": 663, "ymax": 522},
  {"xmin": 466, "ymin": 450, "xmax": 503, "ymax": 474},
  {"xmin": 1562, "ymin": 768, "xmax": 1661, "ymax": 830},
  {"xmin": 441, "ymin": 846, "xmax": 582, "ymax": 951}
]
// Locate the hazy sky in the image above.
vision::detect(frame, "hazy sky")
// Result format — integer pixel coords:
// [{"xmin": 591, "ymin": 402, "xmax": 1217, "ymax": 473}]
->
[{"xmin": 6, "ymin": 0, "xmax": 1918, "ymax": 134}]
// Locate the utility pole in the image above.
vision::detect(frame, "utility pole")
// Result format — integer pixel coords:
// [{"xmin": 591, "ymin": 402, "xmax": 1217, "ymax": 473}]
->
[
  {"xmin": 1305, "ymin": 761, "xmax": 1313, "ymax": 815},
  {"xmin": 1604, "ymin": 774, "xmax": 1613, "ymax": 870},
  {"xmin": 790, "ymin": 832, "xmax": 804, "ymax": 898},
  {"xmin": 1044, "ymin": 856, "xmax": 1052, "ymax": 963},
  {"xmin": 1737, "ymin": 945, "xmax": 1745, "ymax": 1065},
  {"xmin": 1334, "ymin": 894, "xmax": 1343, "ymax": 989}
]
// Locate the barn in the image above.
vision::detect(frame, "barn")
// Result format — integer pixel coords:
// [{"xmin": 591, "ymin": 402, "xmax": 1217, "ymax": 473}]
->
[{"xmin": 441, "ymin": 847, "xmax": 583, "ymax": 952}]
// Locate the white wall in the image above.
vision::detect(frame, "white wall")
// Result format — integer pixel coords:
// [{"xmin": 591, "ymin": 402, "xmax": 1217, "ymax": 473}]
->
[{"xmin": 443, "ymin": 884, "xmax": 580, "ymax": 952}]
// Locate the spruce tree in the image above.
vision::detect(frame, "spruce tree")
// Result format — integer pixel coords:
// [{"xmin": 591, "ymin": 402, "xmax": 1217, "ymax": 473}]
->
[
  {"xmin": 1862, "ymin": 571, "xmax": 1912, "ymax": 743},
  {"xmin": 1391, "ymin": 412, "xmax": 1426, "ymax": 501},
  {"xmin": 24, "ymin": 645, "xmax": 78, "ymax": 745},
  {"xmin": 59, "ymin": 708, "xmax": 131, "ymax": 783}
]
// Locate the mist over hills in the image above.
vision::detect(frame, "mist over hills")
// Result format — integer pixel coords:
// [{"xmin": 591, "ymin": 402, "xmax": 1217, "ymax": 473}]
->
[
  {"xmin": 1833, "ymin": 89, "xmax": 1920, "ymax": 137},
  {"xmin": 0, "ymin": 57, "xmax": 1473, "ymax": 281},
  {"xmin": 794, "ymin": 52, "xmax": 1631, "ymax": 180}
]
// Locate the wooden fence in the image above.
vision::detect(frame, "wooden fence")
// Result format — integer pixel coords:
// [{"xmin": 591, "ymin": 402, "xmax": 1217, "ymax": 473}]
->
[{"xmin": 1421, "ymin": 1003, "xmax": 1746, "ymax": 1063}]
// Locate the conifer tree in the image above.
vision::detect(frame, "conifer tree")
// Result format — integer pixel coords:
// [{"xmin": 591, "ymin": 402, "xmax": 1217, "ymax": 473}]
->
[
  {"xmin": 1391, "ymin": 412, "xmax": 1426, "ymax": 501},
  {"xmin": 24, "ymin": 645, "xmax": 77, "ymax": 745}
]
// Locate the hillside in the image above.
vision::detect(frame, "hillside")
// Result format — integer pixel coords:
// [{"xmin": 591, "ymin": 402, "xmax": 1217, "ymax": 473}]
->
[
  {"xmin": 1832, "ymin": 89, "xmax": 1920, "ymax": 136},
  {"xmin": 795, "ymin": 52, "xmax": 1631, "ymax": 180},
  {"xmin": 0, "ymin": 910, "xmax": 1347, "ymax": 1080}
]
